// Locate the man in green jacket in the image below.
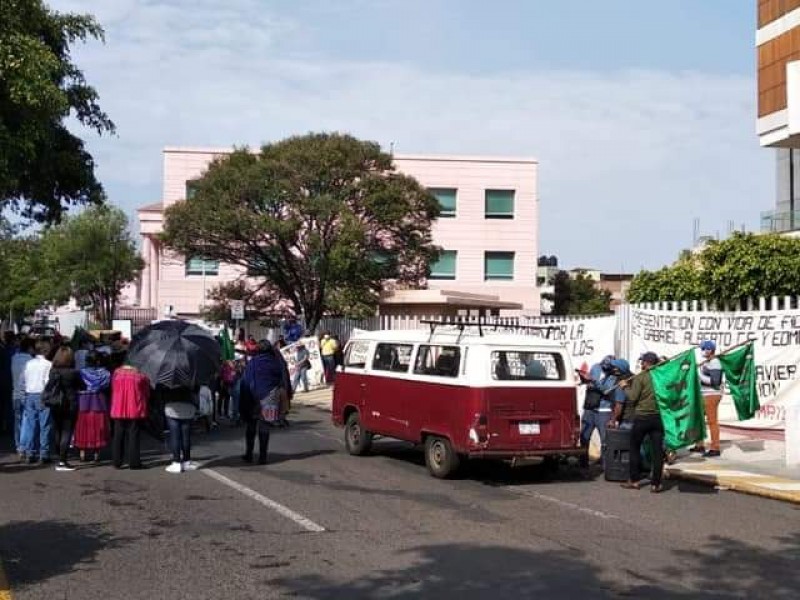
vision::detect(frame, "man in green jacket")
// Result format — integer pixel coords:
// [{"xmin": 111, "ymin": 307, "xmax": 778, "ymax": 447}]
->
[{"xmin": 620, "ymin": 352, "xmax": 665, "ymax": 493}]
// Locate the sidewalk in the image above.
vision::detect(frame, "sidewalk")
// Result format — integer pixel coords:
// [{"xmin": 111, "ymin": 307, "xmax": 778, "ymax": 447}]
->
[
  {"xmin": 292, "ymin": 386, "xmax": 333, "ymax": 411},
  {"xmin": 665, "ymin": 428, "xmax": 800, "ymax": 505},
  {"xmin": 292, "ymin": 389, "xmax": 800, "ymax": 504}
]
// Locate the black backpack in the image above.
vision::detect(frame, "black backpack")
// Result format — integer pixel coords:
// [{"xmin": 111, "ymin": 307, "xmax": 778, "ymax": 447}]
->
[{"xmin": 41, "ymin": 372, "xmax": 66, "ymax": 408}]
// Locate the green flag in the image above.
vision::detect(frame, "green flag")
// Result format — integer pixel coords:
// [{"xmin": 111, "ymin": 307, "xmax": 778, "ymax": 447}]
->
[
  {"xmin": 219, "ymin": 327, "xmax": 235, "ymax": 361},
  {"xmin": 649, "ymin": 349, "xmax": 706, "ymax": 450},
  {"xmin": 718, "ymin": 342, "xmax": 759, "ymax": 421}
]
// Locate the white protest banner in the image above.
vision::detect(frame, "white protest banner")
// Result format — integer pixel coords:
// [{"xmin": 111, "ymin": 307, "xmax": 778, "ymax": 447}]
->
[
  {"xmin": 280, "ymin": 336, "xmax": 326, "ymax": 391},
  {"xmin": 519, "ymin": 316, "xmax": 618, "ymax": 373},
  {"xmin": 629, "ymin": 307, "xmax": 800, "ymax": 430}
]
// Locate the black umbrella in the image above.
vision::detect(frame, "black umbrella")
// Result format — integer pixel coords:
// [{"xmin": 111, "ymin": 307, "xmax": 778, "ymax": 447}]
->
[{"xmin": 127, "ymin": 320, "xmax": 221, "ymax": 389}]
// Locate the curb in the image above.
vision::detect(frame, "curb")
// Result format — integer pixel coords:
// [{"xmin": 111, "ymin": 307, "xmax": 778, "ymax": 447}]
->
[{"xmin": 665, "ymin": 466, "xmax": 800, "ymax": 505}]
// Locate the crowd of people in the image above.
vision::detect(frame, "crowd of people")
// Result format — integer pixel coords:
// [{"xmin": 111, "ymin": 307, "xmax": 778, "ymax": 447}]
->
[
  {"xmin": 578, "ymin": 340, "xmax": 723, "ymax": 494},
  {"xmin": 0, "ymin": 324, "xmax": 343, "ymax": 474}
]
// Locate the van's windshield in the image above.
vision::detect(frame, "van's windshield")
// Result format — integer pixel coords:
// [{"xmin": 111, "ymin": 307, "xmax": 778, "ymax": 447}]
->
[{"xmin": 491, "ymin": 350, "xmax": 565, "ymax": 381}]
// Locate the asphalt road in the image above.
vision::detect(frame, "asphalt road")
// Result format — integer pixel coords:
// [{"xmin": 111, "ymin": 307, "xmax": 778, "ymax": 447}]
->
[{"xmin": 1, "ymin": 406, "xmax": 798, "ymax": 599}]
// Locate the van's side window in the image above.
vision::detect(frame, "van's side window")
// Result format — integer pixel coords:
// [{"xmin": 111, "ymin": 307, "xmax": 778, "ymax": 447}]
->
[
  {"xmin": 345, "ymin": 341, "xmax": 370, "ymax": 369},
  {"xmin": 491, "ymin": 351, "xmax": 565, "ymax": 381},
  {"xmin": 372, "ymin": 343, "xmax": 413, "ymax": 373},
  {"xmin": 413, "ymin": 345, "xmax": 461, "ymax": 378}
]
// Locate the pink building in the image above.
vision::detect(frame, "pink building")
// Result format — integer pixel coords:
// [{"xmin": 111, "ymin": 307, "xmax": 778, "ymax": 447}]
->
[{"xmin": 137, "ymin": 147, "xmax": 540, "ymax": 317}]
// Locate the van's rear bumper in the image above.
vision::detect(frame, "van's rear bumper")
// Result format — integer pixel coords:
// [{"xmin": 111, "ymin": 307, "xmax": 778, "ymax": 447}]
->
[{"xmin": 465, "ymin": 448, "xmax": 586, "ymax": 459}]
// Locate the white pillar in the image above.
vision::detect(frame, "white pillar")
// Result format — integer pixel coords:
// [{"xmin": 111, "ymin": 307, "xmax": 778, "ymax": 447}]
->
[
  {"xmin": 150, "ymin": 239, "xmax": 160, "ymax": 311},
  {"xmin": 141, "ymin": 236, "xmax": 152, "ymax": 308}
]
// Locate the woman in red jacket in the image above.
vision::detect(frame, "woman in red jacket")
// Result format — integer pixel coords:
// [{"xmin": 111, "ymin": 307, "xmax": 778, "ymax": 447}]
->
[{"xmin": 110, "ymin": 365, "xmax": 150, "ymax": 469}]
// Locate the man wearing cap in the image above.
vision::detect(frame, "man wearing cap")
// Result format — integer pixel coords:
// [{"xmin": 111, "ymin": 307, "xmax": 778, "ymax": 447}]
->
[
  {"xmin": 620, "ymin": 351, "xmax": 666, "ymax": 493},
  {"xmin": 691, "ymin": 341, "xmax": 723, "ymax": 457},
  {"xmin": 578, "ymin": 356, "xmax": 624, "ymax": 468}
]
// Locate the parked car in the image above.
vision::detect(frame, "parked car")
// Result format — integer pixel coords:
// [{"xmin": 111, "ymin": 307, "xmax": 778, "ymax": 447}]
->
[{"xmin": 332, "ymin": 328, "xmax": 584, "ymax": 478}]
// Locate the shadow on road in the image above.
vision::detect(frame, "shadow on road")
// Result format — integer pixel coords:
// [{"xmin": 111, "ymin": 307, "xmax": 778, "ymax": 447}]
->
[
  {"xmin": 0, "ymin": 520, "xmax": 130, "ymax": 589},
  {"xmin": 275, "ymin": 534, "xmax": 800, "ymax": 599},
  {"xmin": 201, "ymin": 448, "xmax": 337, "ymax": 469}
]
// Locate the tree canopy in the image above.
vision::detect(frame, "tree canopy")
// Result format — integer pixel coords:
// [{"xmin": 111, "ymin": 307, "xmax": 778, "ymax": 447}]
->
[
  {"xmin": 0, "ymin": 206, "xmax": 143, "ymax": 327},
  {"xmin": 1, "ymin": 0, "xmax": 114, "ymax": 223},
  {"xmin": 543, "ymin": 270, "xmax": 612, "ymax": 315},
  {"xmin": 162, "ymin": 133, "xmax": 441, "ymax": 330},
  {"xmin": 627, "ymin": 232, "xmax": 800, "ymax": 304},
  {"xmin": 39, "ymin": 206, "xmax": 143, "ymax": 327}
]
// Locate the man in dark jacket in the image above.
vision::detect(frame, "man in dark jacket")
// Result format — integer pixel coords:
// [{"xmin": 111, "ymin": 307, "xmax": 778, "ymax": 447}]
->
[{"xmin": 620, "ymin": 352, "xmax": 665, "ymax": 493}]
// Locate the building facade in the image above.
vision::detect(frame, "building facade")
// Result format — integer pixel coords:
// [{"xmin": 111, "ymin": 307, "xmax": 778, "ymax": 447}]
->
[
  {"xmin": 137, "ymin": 148, "xmax": 540, "ymax": 318},
  {"xmin": 758, "ymin": 1, "xmax": 800, "ymax": 232}
]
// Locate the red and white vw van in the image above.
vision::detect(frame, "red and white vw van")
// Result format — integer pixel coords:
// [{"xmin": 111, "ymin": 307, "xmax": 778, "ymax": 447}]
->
[{"xmin": 332, "ymin": 328, "xmax": 584, "ymax": 478}]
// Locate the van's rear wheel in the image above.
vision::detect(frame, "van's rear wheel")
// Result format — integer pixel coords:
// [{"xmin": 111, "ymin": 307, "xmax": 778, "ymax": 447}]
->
[
  {"xmin": 425, "ymin": 436, "xmax": 460, "ymax": 478},
  {"xmin": 345, "ymin": 412, "xmax": 372, "ymax": 456}
]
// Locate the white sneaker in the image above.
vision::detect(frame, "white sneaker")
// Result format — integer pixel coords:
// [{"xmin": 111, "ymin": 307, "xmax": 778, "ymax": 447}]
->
[
  {"xmin": 182, "ymin": 461, "xmax": 199, "ymax": 471},
  {"xmin": 165, "ymin": 462, "xmax": 183, "ymax": 474},
  {"xmin": 55, "ymin": 462, "xmax": 76, "ymax": 472}
]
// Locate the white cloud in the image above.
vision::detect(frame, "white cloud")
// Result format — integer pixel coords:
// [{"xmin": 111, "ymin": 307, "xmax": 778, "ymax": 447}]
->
[{"xmin": 51, "ymin": 0, "xmax": 772, "ymax": 270}]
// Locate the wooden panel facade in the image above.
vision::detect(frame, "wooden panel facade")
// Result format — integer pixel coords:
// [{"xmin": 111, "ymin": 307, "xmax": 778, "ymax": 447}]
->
[
  {"xmin": 759, "ymin": 0, "xmax": 800, "ymax": 28},
  {"xmin": 758, "ymin": 28, "xmax": 800, "ymax": 116}
]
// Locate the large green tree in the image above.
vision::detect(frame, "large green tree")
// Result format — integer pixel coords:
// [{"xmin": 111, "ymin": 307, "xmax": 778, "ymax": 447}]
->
[
  {"xmin": 162, "ymin": 133, "xmax": 441, "ymax": 330},
  {"xmin": 543, "ymin": 270, "xmax": 612, "ymax": 315},
  {"xmin": 0, "ymin": 224, "xmax": 49, "ymax": 321},
  {"xmin": 627, "ymin": 232, "xmax": 800, "ymax": 304},
  {"xmin": 39, "ymin": 205, "xmax": 143, "ymax": 327},
  {"xmin": 1, "ymin": 0, "xmax": 114, "ymax": 223}
]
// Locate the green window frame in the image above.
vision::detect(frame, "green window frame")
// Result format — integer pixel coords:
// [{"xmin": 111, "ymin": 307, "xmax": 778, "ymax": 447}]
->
[
  {"xmin": 429, "ymin": 188, "xmax": 457, "ymax": 217},
  {"xmin": 485, "ymin": 189, "xmax": 515, "ymax": 219},
  {"xmin": 429, "ymin": 250, "xmax": 457, "ymax": 280},
  {"xmin": 484, "ymin": 251, "xmax": 514, "ymax": 281},
  {"xmin": 185, "ymin": 256, "xmax": 219, "ymax": 276},
  {"xmin": 186, "ymin": 180, "xmax": 200, "ymax": 200}
]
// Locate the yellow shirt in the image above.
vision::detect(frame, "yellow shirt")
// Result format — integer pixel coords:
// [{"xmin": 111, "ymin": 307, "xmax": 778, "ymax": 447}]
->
[{"xmin": 321, "ymin": 338, "xmax": 338, "ymax": 356}]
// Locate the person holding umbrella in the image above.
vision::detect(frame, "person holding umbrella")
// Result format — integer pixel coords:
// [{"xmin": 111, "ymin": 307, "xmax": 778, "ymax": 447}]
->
[
  {"xmin": 125, "ymin": 320, "xmax": 222, "ymax": 472},
  {"xmin": 163, "ymin": 386, "xmax": 198, "ymax": 473},
  {"xmin": 240, "ymin": 340, "xmax": 290, "ymax": 465}
]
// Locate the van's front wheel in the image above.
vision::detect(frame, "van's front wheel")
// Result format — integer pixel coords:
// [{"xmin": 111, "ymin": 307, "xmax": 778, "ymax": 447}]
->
[
  {"xmin": 425, "ymin": 436, "xmax": 460, "ymax": 478},
  {"xmin": 345, "ymin": 412, "xmax": 373, "ymax": 456}
]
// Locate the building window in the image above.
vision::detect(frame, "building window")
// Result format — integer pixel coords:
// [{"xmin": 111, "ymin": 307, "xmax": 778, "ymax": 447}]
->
[
  {"xmin": 185, "ymin": 256, "xmax": 219, "ymax": 276},
  {"xmin": 429, "ymin": 250, "xmax": 457, "ymax": 280},
  {"xmin": 429, "ymin": 188, "xmax": 457, "ymax": 217},
  {"xmin": 186, "ymin": 180, "xmax": 200, "ymax": 200},
  {"xmin": 484, "ymin": 251, "xmax": 514, "ymax": 281},
  {"xmin": 485, "ymin": 189, "xmax": 515, "ymax": 219}
]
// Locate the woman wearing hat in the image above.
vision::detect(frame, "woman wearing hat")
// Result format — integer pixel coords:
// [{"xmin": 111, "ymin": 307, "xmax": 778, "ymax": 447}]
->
[{"xmin": 691, "ymin": 340, "xmax": 723, "ymax": 457}]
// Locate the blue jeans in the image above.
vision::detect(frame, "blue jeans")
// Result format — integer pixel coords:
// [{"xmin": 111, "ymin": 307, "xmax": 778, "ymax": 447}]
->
[
  {"xmin": 230, "ymin": 390, "xmax": 240, "ymax": 420},
  {"xmin": 13, "ymin": 400, "xmax": 23, "ymax": 452},
  {"xmin": 166, "ymin": 417, "xmax": 192, "ymax": 463},
  {"xmin": 20, "ymin": 393, "xmax": 51, "ymax": 459},
  {"xmin": 580, "ymin": 409, "xmax": 612, "ymax": 463},
  {"xmin": 292, "ymin": 367, "xmax": 309, "ymax": 392},
  {"xmin": 322, "ymin": 356, "xmax": 336, "ymax": 383}
]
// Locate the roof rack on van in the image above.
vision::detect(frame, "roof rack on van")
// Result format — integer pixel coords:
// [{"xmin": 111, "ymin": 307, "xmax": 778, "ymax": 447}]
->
[{"xmin": 419, "ymin": 318, "xmax": 561, "ymax": 344}]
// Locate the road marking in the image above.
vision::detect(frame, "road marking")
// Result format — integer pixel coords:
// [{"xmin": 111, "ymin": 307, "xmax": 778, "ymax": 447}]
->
[
  {"xmin": 202, "ymin": 468, "xmax": 325, "ymax": 533},
  {"xmin": 509, "ymin": 487, "xmax": 621, "ymax": 521},
  {"xmin": 0, "ymin": 557, "xmax": 12, "ymax": 600}
]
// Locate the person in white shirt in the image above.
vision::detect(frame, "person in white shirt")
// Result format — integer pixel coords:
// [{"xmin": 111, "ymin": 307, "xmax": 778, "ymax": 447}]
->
[
  {"xmin": 11, "ymin": 338, "xmax": 35, "ymax": 457},
  {"xmin": 19, "ymin": 340, "xmax": 53, "ymax": 463}
]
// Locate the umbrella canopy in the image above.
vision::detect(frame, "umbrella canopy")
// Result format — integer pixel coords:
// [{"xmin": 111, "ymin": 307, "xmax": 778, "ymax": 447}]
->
[{"xmin": 127, "ymin": 320, "xmax": 221, "ymax": 389}]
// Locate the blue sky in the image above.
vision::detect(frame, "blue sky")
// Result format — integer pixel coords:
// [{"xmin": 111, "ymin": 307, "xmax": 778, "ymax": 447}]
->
[{"xmin": 51, "ymin": 0, "xmax": 770, "ymax": 271}]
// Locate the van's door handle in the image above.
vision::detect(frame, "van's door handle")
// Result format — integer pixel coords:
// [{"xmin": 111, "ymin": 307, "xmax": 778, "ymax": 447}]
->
[{"xmin": 360, "ymin": 383, "xmax": 367, "ymax": 389}]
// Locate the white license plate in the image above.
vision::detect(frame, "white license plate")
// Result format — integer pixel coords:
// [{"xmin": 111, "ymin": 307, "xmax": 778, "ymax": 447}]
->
[{"xmin": 518, "ymin": 422, "xmax": 540, "ymax": 435}]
